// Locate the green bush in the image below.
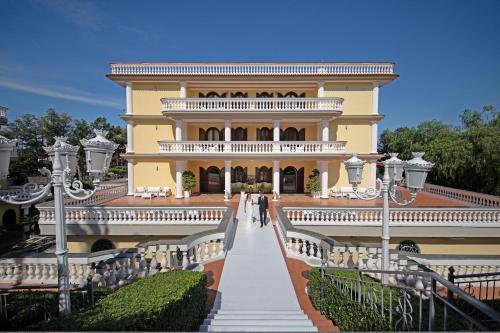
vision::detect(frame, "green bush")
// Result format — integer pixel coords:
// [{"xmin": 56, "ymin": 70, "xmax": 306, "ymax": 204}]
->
[
  {"xmin": 182, "ymin": 170, "xmax": 196, "ymax": 192},
  {"xmin": 33, "ymin": 271, "xmax": 207, "ymax": 331},
  {"xmin": 309, "ymin": 268, "xmax": 390, "ymax": 331}
]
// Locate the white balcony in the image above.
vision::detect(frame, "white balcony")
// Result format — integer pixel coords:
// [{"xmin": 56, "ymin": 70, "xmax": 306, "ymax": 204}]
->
[
  {"xmin": 110, "ymin": 62, "xmax": 395, "ymax": 76},
  {"xmin": 161, "ymin": 97, "xmax": 343, "ymax": 114},
  {"xmin": 158, "ymin": 140, "xmax": 346, "ymax": 160}
]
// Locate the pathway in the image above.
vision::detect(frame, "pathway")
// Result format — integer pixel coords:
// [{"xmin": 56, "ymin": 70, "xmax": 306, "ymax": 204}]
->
[{"xmin": 200, "ymin": 195, "xmax": 317, "ymax": 332}]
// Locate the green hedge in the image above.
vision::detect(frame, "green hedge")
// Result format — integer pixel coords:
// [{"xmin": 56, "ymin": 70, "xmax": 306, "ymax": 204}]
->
[
  {"xmin": 33, "ymin": 270, "xmax": 207, "ymax": 331},
  {"xmin": 309, "ymin": 268, "xmax": 391, "ymax": 331}
]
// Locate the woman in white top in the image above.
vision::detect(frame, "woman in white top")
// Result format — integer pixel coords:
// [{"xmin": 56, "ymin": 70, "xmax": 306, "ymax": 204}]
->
[{"xmin": 244, "ymin": 193, "xmax": 254, "ymax": 225}]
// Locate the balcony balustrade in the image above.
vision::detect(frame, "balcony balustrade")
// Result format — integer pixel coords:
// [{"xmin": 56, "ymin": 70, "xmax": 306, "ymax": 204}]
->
[
  {"xmin": 110, "ymin": 62, "xmax": 395, "ymax": 76},
  {"xmin": 161, "ymin": 97, "xmax": 343, "ymax": 113},
  {"xmin": 158, "ymin": 140, "xmax": 346, "ymax": 157}
]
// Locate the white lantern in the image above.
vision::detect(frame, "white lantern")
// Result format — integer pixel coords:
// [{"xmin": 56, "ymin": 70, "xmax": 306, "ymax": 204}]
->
[
  {"xmin": 44, "ymin": 137, "xmax": 79, "ymax": 178},
  {"xmin": 385, "ymin": 153, "xmax": 404, "ymax": 183},
  {"xmin": 404, "ymin": 152, "xmax": 434, "ymax": 191},
  {"xmin": 344, "ymin": 154, "xmax": 366, "ymax": 186},
  {"xmin": 80, "ymin": 129, "xmax": 118, "ymax": 182},
  {"xmin": 0, "ymin": 135, "xmax": 17, "ymax": 183}
]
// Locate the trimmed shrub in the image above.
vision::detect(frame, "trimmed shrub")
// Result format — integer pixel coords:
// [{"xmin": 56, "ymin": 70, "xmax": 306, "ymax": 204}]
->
[
  {"xmin": 34, "ymin": 270, "xmax": 207, "ymax": 331},
  {"xmin": 309, "ymin": 268, "xmax": 390, "ymax": 331}
]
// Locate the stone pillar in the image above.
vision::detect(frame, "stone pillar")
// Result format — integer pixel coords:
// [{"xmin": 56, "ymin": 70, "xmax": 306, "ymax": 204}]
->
[
  {"xmin": 273, "ymin": 120, "xmax": 280, "ymax": 141},
  {"xmin": 273, "ymin": 160, "xmax": 280, "ymax": 199},
  {"xmin": 224, "ymin": 120, "xmax": 231, "ymax": 142},
  {"xmin": 322, "ymin": 119, "xmax": 329, "ymax": 142},
  {"xmin": 175, "ymin": 120, "xmax": 182, "ymax": 142},
  {"xmin": 224, "ymin": 160, "xmax": 231, "ymax": 199},
  {"xmin": 125, "ymin": 82, "xmax": 134, "ymax": 195},
  {"xmin": 317, "ymin": 81, "xmax": 325, "ymax": 97},
  {"xmin": 320, "ymin": 161, "xmax": 329, "ymax": 199},
  {"xmin": 371, "ymin": 82, "xmax": 379, "ymax": 189},
  {"xmin": 175, "ymin": 161, "xmax": 186, "ymax": 199},
  {"xmin": 179, "ymin": 81, "xmax": 186, "ymax": 98},
  {"xmin": 371, "ymin": 162, "xmax": 377, "ymax": 189}
]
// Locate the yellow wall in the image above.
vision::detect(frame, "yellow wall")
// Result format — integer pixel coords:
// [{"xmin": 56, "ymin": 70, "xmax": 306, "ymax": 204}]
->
[
  {"xmin": 332, "ymin": 120, "xmax": 373, "ymax": 153},
  {"xmin": 328, "ymin": 160, "xmax": 372, "ymax": 190},
  {"xmin": 132, "ymin": 160, "xmax": 175, "ymax": 191},
  {"xmin": 132, "ymin": 83, "xmax": 180, "ymax": 115},
  {"xmin": 324, "ymin": 83, "xmax": 374, "ymax": 116},
  {"xmin": 332, "ymin": 236, "xmax": 500, "ymax": 255},
  {"xmin": 133, "ymin": 123, "xmax": 175, "ymax": 153}
]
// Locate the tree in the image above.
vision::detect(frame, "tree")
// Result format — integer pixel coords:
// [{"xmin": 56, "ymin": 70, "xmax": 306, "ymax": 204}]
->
[
  {"xmin": 378, "ymin": 105, "xmax": 500, "ymax": 196},
  {"xmin": 39, "ymin": 108, "xmax": 73, "ymax": 146}
]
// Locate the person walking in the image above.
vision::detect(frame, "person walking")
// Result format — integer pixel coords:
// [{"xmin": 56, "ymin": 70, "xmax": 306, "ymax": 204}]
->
[
  {"xmin": 244, "ymin": 193, "xmax": 254, "ymax": 225},
  {"xmin": 257, "ymin": 191, "xmax": 269, "ymax": 228}
]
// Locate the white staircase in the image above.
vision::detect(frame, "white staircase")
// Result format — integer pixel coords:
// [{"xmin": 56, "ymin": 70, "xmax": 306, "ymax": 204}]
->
[{"xmin": 199, "ymin": 195, "xmax": 317, "ymax": 332}]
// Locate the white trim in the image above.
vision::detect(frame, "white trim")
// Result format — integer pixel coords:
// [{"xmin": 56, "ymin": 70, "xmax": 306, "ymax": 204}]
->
[
  {"xmin": 125, "ymin": 82, "xmax": 132, "ymax": 115},
  {"xmin": 273, "ymin": 120, "xmax": 280, "ymax": 142},
  {"xmin": 372, "ymin": 82, "xmax": 379, "ymax": 115},
  {"xmin": 370, "ymin": 162, "xmax": 376, "ymax": 189},
  {"xmin": 175, "ymin": 160, "xmax": 186, "ymax": 198},
  {"xmin": 273, "ymin": 160, "xmax": 280, "ymax": 195},
  {"xmin": 224, "ymin": 119, "xmax": 231, "ymax": 142},
  {"xmin": 127, "ymin": 162, "xmax": 134, "ymax": 196},
  {"xmin": 320, "ymin": 161, "xmax": 329, "ymax": 199},
  {"xmin": 175, "ymin": 120, "xmax": 183, "ymax": 141}
]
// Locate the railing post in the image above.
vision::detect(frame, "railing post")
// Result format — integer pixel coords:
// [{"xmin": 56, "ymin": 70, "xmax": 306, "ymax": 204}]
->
[
  {"xmin": 447, "ymin": 266, "xmax": 455, "ymax": 305},
  {"xmin": 429, "ymin": 277, "xmax": 436, "ymax": 331},
  {"xmin": 86, "ymin": 274, "xmax": 94, "ymax": 306}
]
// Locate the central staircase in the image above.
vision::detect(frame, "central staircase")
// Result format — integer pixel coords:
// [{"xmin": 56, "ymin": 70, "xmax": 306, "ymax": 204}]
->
[{"xmin": 200, "ymin": 195, "xmax": 317, "ymax": 332}]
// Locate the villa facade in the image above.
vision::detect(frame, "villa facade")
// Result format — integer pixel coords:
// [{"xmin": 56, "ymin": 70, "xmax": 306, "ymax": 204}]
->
[{"xmin": 107, "ymin": 62, "xmax": 397, "ymax": 197}]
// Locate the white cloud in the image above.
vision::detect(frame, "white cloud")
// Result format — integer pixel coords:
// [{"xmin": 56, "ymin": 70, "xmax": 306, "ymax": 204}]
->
[
  {"xmin": 0, "ymin": 79, "xmax": 122, "ymax": 109},
  {"xmin": 33, "ymin": 0, "xmax": 102, "ymax": 31}
]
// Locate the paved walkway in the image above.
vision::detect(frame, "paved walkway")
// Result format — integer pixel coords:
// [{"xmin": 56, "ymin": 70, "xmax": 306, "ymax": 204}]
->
[{"xmin": 201, "ymin": 195, "xmax": 316, "ymax": 331}]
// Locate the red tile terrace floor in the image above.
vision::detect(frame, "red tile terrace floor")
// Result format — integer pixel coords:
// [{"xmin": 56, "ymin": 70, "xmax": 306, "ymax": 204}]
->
[{"xmin": 101, "ymin": 191, "xmax": 471, "ymax": 208}]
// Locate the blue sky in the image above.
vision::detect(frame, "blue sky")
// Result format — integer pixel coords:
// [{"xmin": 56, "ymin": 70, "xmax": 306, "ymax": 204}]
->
[{"xmin": 0, "ymin": 0, "xmax": 499, "ymax": 132}]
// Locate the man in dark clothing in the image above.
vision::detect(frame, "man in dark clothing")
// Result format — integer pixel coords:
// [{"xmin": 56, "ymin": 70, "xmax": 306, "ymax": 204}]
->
[{"xmin": 257, "ymin": 191, "xmax": 269, "ymax": 227}]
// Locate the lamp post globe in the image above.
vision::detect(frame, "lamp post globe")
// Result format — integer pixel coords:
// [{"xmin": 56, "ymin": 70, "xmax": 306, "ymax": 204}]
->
[
  {"xmin": 344, "ymin": 153, "xmax": 366, "ymax": 186},
  {"xmin": 0, "ymin": 135, "xmax": 16, "ymax": 188},
  {"xmin": 385, "ymin": 153, "xmax": 404, "ymax": 183},
  {"xmin": 43, "ymin": 137, "xmax": 79, "ymax": 178},
  {"xmin": 404, "ymin": 152, "xmax": 434, "ymax": 192},
  {"xmin": 80, "ymin": 129, "xmax": 119, "ymax": 183}
]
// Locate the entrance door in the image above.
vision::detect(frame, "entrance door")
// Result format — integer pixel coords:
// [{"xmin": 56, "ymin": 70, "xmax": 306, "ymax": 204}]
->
[
  {"xmin": 206, "ymin": 166, "xmax": 222, "ymax": 193},
  {"xmin": 282, "ymin": 166, "xmax": 297, "ymax": 193}
]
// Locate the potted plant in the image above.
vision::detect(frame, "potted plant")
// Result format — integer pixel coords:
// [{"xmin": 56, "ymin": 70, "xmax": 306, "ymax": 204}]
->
[
  {"xmin": 182, "ymin": 170, "xmax": 196, "ymax": 198},
  {"xmin": 257, "ymin": 182, "xmax": 265, "ymax": 193},
  {"xmin": 240, "ymin": 183, "xmax": 248, "ymax": 195},
  {"xmin": 306, "ymin": 169, "xmax": 321, "ymax": 198}
]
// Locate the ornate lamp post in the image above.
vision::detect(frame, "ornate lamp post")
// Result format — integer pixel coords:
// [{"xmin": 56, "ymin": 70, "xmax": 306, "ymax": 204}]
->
[
  {"xmin": 344, "ymin": 152, "xmax": 433, "ymax": 284},
  {"xmin": 0, "ymin": 129, "xmax": 118, "ymax": 315}
]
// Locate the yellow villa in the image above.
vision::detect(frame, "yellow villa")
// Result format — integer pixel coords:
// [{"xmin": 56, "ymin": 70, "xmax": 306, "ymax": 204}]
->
[{"xmin": 107, "ymin": 62, "xmax": 395, "ymax": 197}]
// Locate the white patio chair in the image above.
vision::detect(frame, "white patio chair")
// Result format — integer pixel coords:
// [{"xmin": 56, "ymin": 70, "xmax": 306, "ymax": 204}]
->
[
  {"xmin": 159, "ymin": 186, "xmax": 172, "ymax": 197},
  {"xmin": 134, "ymin": 187, "xmax": 145, "ymax": 197},
  {"xmin": 147, "ymin": 186, "xmax": 161, "ymax": 198}
]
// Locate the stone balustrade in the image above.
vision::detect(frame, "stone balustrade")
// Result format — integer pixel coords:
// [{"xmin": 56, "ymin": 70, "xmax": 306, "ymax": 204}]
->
[
  {"xmin": 64, "ymin": 183, "xmax": 128, "ymax": 206},
  {"xmin": 38, "ymin": 206, "xmax": 228, "ymax": 225},
  {"xmin": 111, "ymin": 62, "xmax": 395, "ymax": 76},
  {"xmin": 161, "ymin": 97, "xmax": 343, "ymax": 112},
  {"xmin": 158, "ymin": 141, "xmax": 346, "ymax": 156},
  {"xmin": 283, "ymin": 207, "xmax": 500, "ymax": 226},
  {"xmin": 424, "ymin": 183, "xmax": 500, "ymax": 207},
  {"xmin": 0, "ymin": 186, "xmax": 24, "ymax": 197}
]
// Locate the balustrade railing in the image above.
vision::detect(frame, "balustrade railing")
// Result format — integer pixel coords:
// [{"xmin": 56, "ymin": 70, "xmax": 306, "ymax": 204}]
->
[
  {"xmin": 158, "ymin": 141, "xmax": 346, "ymax": 155},
  {"xmin": 282, "ymin": 207, "xmax": 500, "ymax": 226},
  {"xmin": 1, "ymin": 206, "xmax": 234, "ymax": 288},
  {"xmin": 161, "ymin": 97, "xmax": 343, "ymax": 112},
  {"xmin": 37, "ymin": 205, "xmax": 228, "ymax": 225},
  {"xmin": 424, "ymin": 183, "xmax": 500, "ymax": 207},
  {"xmin": 111, "ymin": 62, "xmax": 395, "ymax": 76}
]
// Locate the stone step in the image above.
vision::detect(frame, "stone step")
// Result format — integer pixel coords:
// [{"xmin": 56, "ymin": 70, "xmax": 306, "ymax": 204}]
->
[
  {"xmin": 203, "ymin": 318, "xmax": 314, "ymax": 326},
  {"xmin": 210, "ymin": 309, "xmax": 305, "ymax": 315},
  {"xmin": 199, "ymin": 324, "xmax": 317, "ymax": 332},
  {"xmin": 206, "ymin": 313, "xmax": 309, "ymax": 320}
]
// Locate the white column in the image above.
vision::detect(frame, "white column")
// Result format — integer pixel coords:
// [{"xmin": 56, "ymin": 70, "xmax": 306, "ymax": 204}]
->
[
  {"xmin": 127, "ymin": 162, "xmax": 134, "ymax": 195},
  {"xmin": 320, "ymin": 161, "xmax": 329, "ymax": 199},
  {"xmin": 273, "ymin": 160, "xmax": 280, "ymax": 198},
  {"xmin": 372, "ymin": 82, "xmax": 379, "ymax": 115},
  {"xmin": 175, "ymin": 120, "xmax": 183, "ymax": 142},
  {"xmin": 125, "ymin": 82, "xmax": 134, "ymax": 195},
  {"xmin": 370, "ymin": 162, "xmax": 377, "ymax": 189},
  {"xmin": 273, "ymin": 120, "xmax": 280, "ymax": 141},
  {"xmin": 317, "ymin": 81, "xmax": 325, "ymax": 97},
  {"xmin": 224, "ymin": 160, "xmax": 231, "ymax": 198},
  {"xmin": 321, "ymin": 119, "xmax": 329, "ymax": 142},
  {"xmin": 175, "ymin": 161, "xmax": 186, "ymax": 199},
  {"xmin": 224, "ymin": 120, "xmax": 231, "ymax": 142},
  {"xmin": 179, "ymin": 81, "xmax": 186, "ymax": 98}
]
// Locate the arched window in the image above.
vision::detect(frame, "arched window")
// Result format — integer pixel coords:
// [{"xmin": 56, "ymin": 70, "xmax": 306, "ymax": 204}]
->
[
  {"xmin": 91, "ymin": 239, "xmax": 115, "ymax": 253},
  {"xmin": 256, "ymin": 92, "xmax": 274, "ymax": 98},
  {"xmin": 230, "ymin": 92, "xmax": 247, "ymax": 98},
  {"xmin": 233, "ymin": 166, "xmax": 246, "ymax": 183},
  {"xmin": 257, "ymin": 166, "xmax": 271, "ymax": 183},
  {"xmin": 282, "ymin": 166, "xmax": 298, "ymax": 193},
  {"xmin": 206, "ymin": 91, "xmax": 221, "ymax": 98},
  {"xmin": 206, "ymin": 127, "xmax": 221, "ymax": 141},
  {"xmin": 397, "ymin": 240, "xmax": 420, "ymax": 254},
  {"xmin": 257, "ymin": 127, "xmax": 272, "ymax": 141},
  {"xmin": 2, "ymin": 209, "xmax": 16, "ymax": 226},
  {"xmin": 207, "ymin": 166, "xmax": 222, "ymax": 193},
  {"xmin": 283, "ymin": 127, "xmax": 299, "ymax": 141},
  {"xmin": 232, "ymin": 127, "xmax": 246, "ymax": 141}
]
